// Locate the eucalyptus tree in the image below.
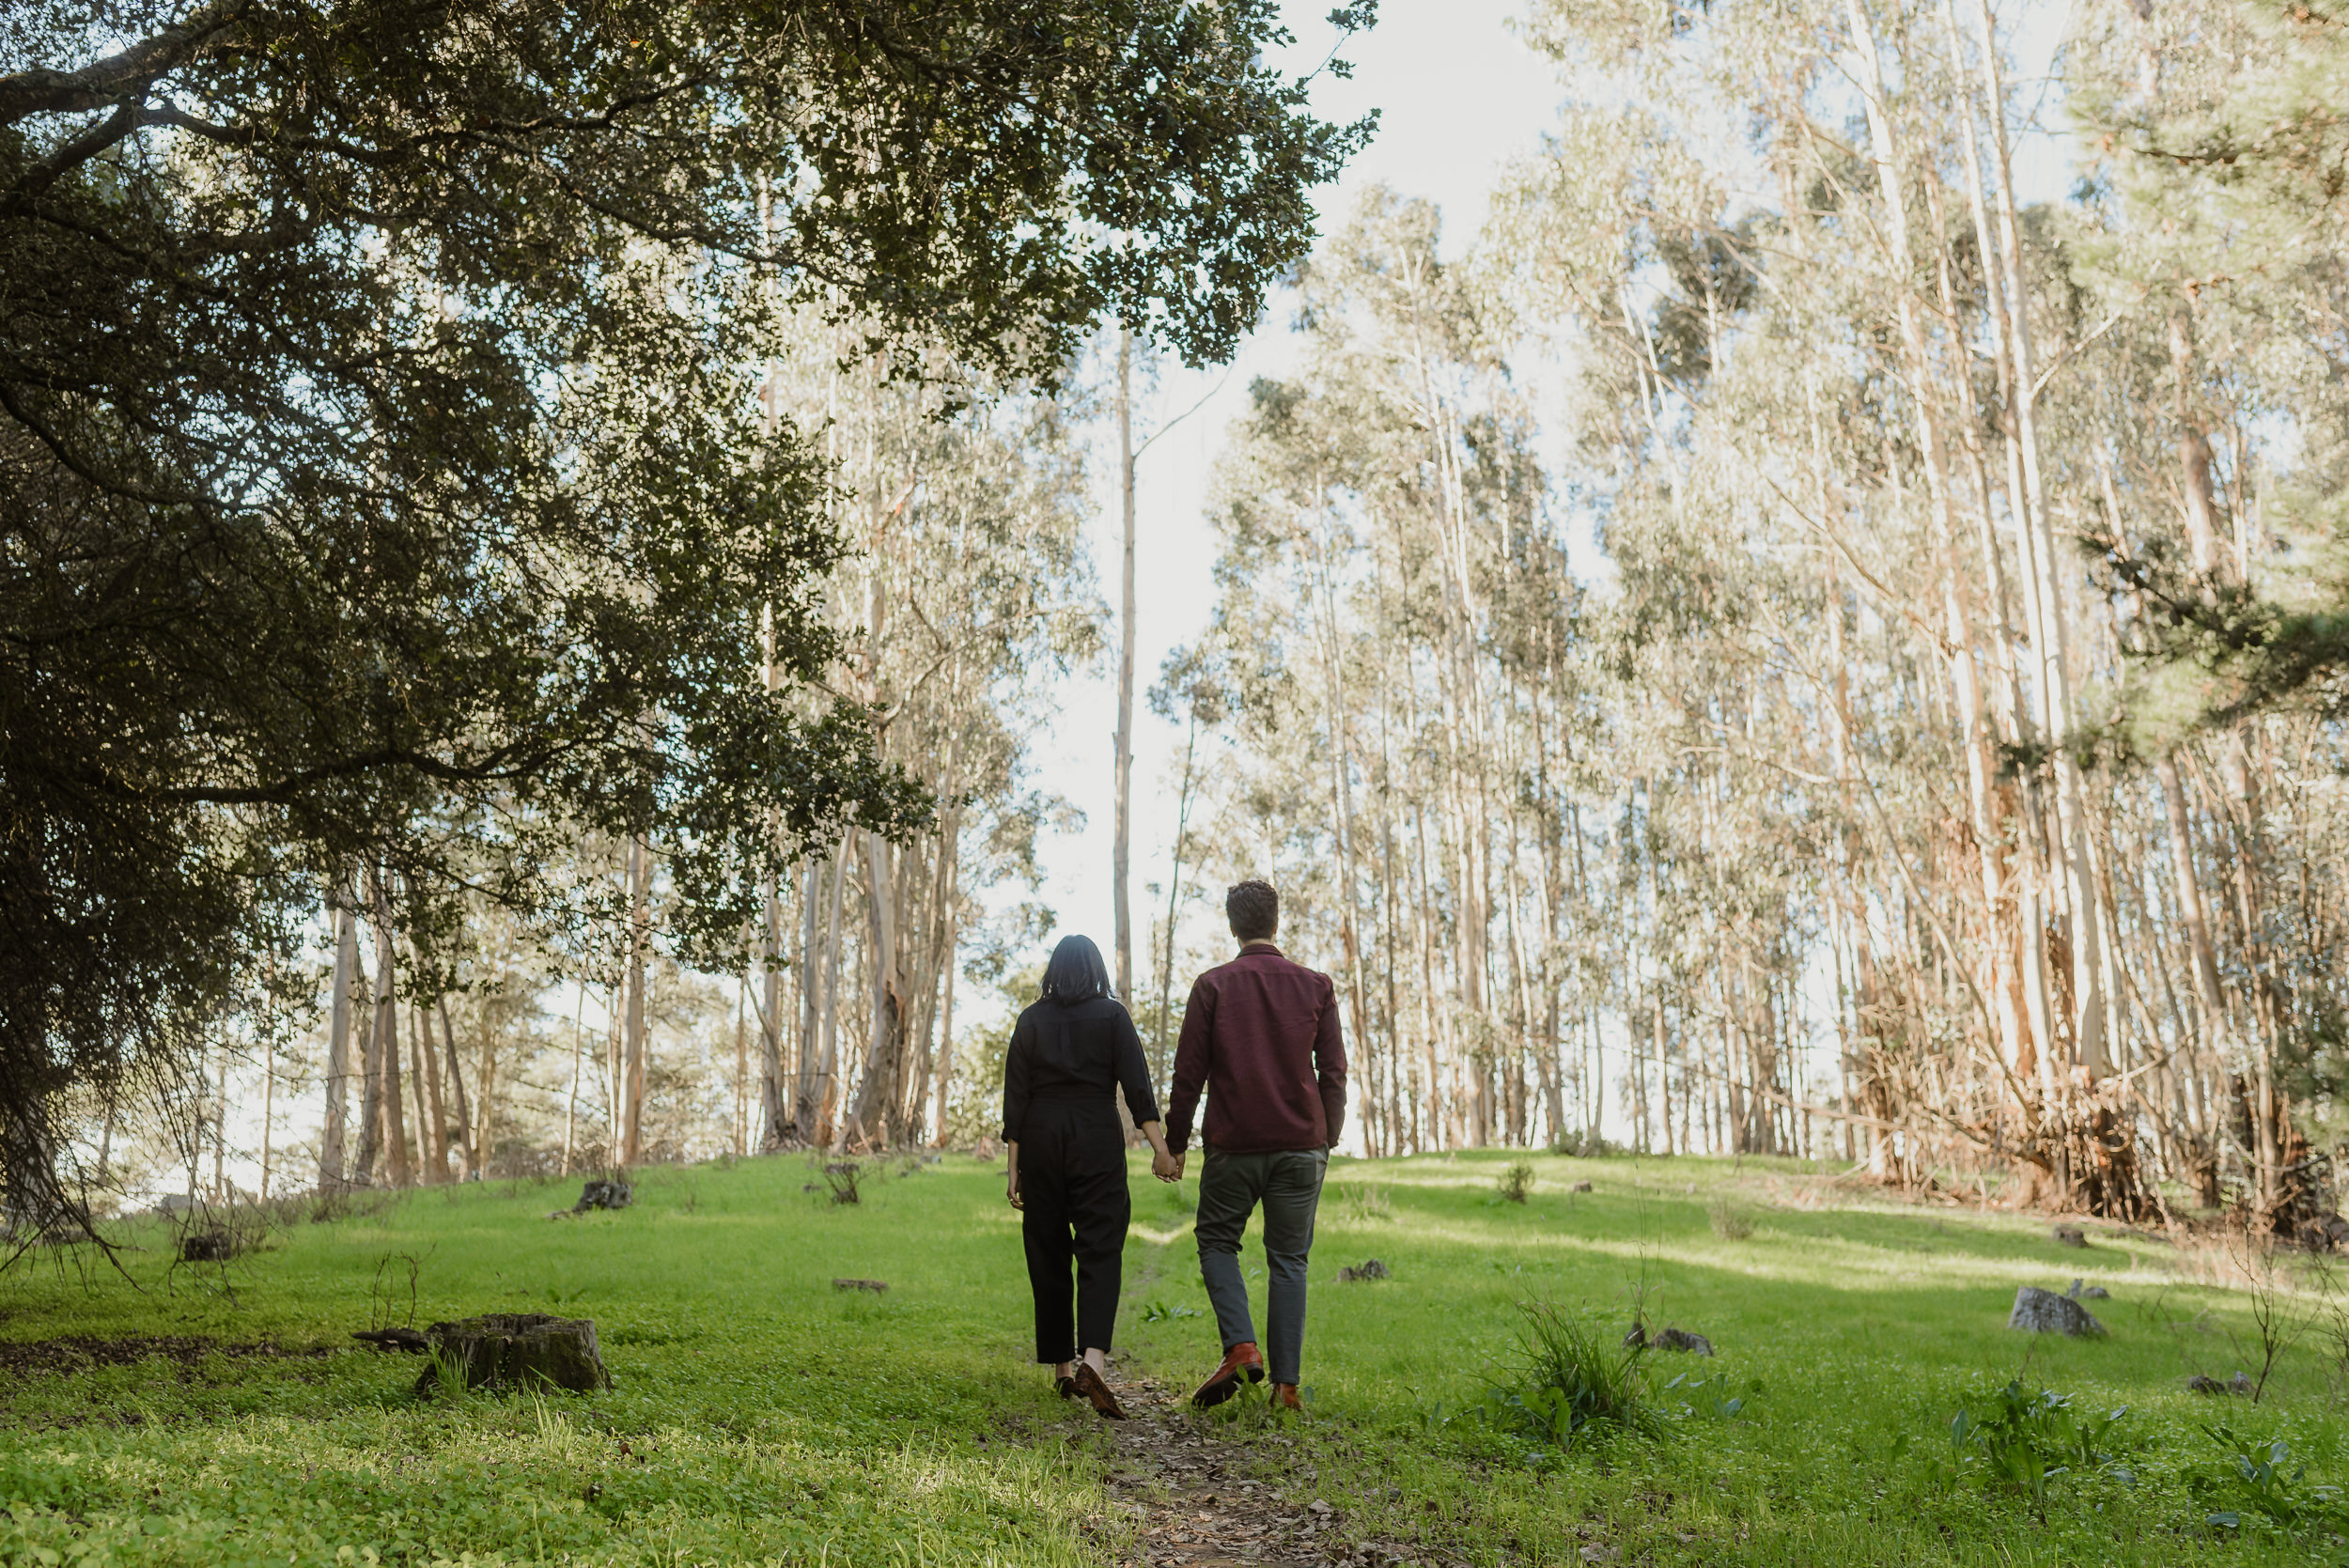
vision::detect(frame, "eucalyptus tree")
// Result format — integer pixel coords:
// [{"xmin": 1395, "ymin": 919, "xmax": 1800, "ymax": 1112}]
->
[
  {"xmin": 733, "ymin": 322, "xmax": 1102, "ymax": 1153},
  {"xmin": 1180, "ymin": 188, "xmax": 1583, "ymax": 1155},
  {"xmin": 1443, "ymin": 0, "xmax": 2349, "ymax": 1219},
  {"xmin": 0, "ymin": 0, "xmax": 1369, "ymax": 1218},
  {"xmin": 1484, "ymin": 0, "xmax": 2161, "ymax": 1194}
]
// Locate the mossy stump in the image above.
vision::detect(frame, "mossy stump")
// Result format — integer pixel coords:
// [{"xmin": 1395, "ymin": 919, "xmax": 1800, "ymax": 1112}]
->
[{"xmin": 417, "ymin": 1312, "xmax": 610, "ymax": 1396}]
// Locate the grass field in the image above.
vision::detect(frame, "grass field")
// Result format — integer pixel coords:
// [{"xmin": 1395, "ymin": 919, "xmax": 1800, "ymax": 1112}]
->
[{"xmin": 2, "ymin": 1148, "xmax": 2344, "ymax": 1566}]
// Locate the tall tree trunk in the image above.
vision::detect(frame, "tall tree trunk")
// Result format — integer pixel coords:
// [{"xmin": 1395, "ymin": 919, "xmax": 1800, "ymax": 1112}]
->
[
  {"xmin": 561, "ymin": 986, "xmax": 584, "ymax": 1175},
  {"xmin": 1156, "ymin": 709, "xmax": 1200, "ymax": 1080},
  {"xmin": 1653, "ymin": 993, "xmax": 1672, "ymax": 1157},
  {"xmin": 211, "ymin": 1034, "xmax": 228, "ymax": 1202},
  {"xmin": 412, "ymin": 998, "xmax": 449, "ymax": 1183},
  {"xmin": 258, "ymin": 1029, "xmax": 274, "ymax": 1200},
  {"xmin": 932, "ymin": 916, "xmax": 958, "ymax": 1148},
  {"xmin": 320, "ymin": 882, "xmax": 359, "ymax": 1188},
  {"xmin": 366, "ymin": 863, "xmax": 410, "ymax": 1188},
  {"xmin": 813, "ymin": 850, "xmax": 848, "ymax": 1143},
  {"xmin": 848, "ymin": 830, "xmax": 905, "ymax": 1145},
  {"xmin": 621, "ymin": 834, "xmax": 651, "ymax": 1166},
  {"xmin": 757, "ymin": 593, "xmax": 789, "ymax": 1152},
  {"xmin": 2169, "ymin": 305, "xmax": 2275, "ymax": 1215},
  {"xmin": 1113, "ymin": 328, "xmax": 1138, "ymax": 1004},
  {"xmin": 354, "ymin": 974, "xmax": 380, "ymax": 1186},
  {"xmin": 733, "ymin": 972, "xmax": 749, "ymax": 1157},
  {"xmin": 438, "ymin": 1001, "xmax": 474, "ymax": 1179},
  {"xmin": 1850, "ymin": 0, "xmax": 2027, "ymax": 1105},
  {"xmin": 1312, "ymin": 492, "xmax": 1372, "ymax": 1154},
  {"xmin": 1968, "ymin": 0, "xmax": 2108, "ymax": 1080},
  {"xmin": 795, "ymin": 856, "xmax": 819, "ymax": 1138}
]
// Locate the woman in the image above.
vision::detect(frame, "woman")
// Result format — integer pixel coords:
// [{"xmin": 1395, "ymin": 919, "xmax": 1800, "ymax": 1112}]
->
[{"xmin": 1003, "ymin": 933, "xmax": 1179, "ymax": 1419}]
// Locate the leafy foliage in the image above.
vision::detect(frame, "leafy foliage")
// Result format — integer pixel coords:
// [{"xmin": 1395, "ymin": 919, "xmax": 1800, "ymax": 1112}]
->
[
  {"xmin": 1946, "ymin": 1381, "xmax": 2132, "ymax": 1514},
  {"xmin": 1499, "ymin": 1160, "xmax": 1536, "ymax": 1203},
  {"xmin": 2188, "ymin": 1426, "xmax": 2345, "ymax": 1537},
  {"xmin": 0, "ymin": 0, "xmax": 1368, "ymax": 1223}
]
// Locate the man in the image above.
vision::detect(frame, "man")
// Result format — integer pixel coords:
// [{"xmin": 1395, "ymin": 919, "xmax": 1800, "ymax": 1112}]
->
[{"xmin": 1159, "ymin": 879, "xmax": 1347, "ymax": 1412}]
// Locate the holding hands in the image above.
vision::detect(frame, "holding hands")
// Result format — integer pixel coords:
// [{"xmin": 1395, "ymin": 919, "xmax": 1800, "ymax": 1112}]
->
[{"xmin": 1143, "ymin": 1121, "xmax": 1184, "ymax": 1184}]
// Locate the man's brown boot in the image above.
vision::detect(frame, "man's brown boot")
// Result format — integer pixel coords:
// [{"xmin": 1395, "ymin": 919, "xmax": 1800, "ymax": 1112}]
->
[
  {"xmin": 1190, "ymin": 1342, "xmax": 1266, "ymax": 1408},
  {"xmin": 1270, "ymin": 1382, "xmax": 1304, "ymax": 1414}
]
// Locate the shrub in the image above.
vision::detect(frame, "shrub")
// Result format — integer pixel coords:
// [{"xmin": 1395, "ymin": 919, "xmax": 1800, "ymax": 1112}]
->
[
  {"xmin": 1949, "ymin": 1380, "xmax": 2130, "ymax": 1514},
  {"xmin": 1484, "ymin": 1300, "xmax": 1663, "ymax": 1455},
  {"xmin": 1707, "ymin": 1196, "xmax": 1755, "ymax": 1240},
  {"xmin": 823, "ymin": 1162, "xmax": 862, "ymax": 1205},
  {"xmin": 1548, "ymin": 1129, "xmax": 1624, "ymax": 1158},
  {"xmin": 1500, "ymin": 1162, "xmax": 1536, "ymax": 1203}
]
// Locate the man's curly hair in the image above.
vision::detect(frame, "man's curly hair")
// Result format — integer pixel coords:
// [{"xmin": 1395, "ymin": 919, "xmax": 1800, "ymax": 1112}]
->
[{"xmin": 1225, "ymin": 879, "xmax": 1279, "ymax": 943}]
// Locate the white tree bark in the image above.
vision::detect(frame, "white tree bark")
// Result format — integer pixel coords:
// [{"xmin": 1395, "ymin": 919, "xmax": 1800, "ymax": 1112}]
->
[
  {"xmin": 319, "ymin": 880, "xmax": 358, "ymax": 1188},
  {"xmin": 1113, "ymin": 327, "xmax": 1137, "ymax": 1003},
  {"xmin": 366, "ymin": 862, "xmax": 411, "ymax": 1188},
  {"xmin": 620, "ymin": 833, "xmax": 650, "ymax": 1165},
  {"xmin": 1969, "ymin": 0, "xmax": 2108, "ymax": 1079}
]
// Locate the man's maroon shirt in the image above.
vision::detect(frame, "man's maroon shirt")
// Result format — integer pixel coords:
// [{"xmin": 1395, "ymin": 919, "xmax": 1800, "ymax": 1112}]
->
[{"xmin": 1164, "ymin": 942, "xmax": 1347, "ymax": 1156}]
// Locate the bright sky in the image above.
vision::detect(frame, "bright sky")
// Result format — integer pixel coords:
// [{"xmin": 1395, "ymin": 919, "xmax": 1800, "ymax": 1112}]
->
[{"xmin": 1018, "ymin": 0, "xmax": 1567, "ymax": 1006}]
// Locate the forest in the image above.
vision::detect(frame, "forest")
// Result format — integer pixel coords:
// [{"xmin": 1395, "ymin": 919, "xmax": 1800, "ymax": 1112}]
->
[
  {"xmin": 7, "ymin": 0, "xmax": 2349, "ymax": 1244},
  {"xmin": 14, "ymin": 4, "xmax": 2349, "ymax": 1568}
]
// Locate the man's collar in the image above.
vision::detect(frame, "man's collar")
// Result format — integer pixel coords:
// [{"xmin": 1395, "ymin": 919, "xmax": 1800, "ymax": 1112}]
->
[{"xmin": 1238, "ymin": 940, "xmax": 1283, "ymax": 956}]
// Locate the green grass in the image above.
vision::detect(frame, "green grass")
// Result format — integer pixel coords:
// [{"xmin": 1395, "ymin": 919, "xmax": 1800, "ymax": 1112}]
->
[{"xmin": 3, "ymin": 1148, "xmax": 2345, "ymax": 1564}]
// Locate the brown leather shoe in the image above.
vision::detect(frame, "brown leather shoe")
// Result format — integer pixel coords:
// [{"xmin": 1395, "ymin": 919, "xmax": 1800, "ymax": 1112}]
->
[
  {"xmin": 1055, "ymin": 1374, "xmax": 1078, "ymax": 1400},
  {"xmin": 1073, "ymin": 1361, "xmax": 1127, "ymax": 1420},
  {"xmin": 1190, "ymin": 1341, "xmax": 1266, "ymax": 1408},
  {"xmin": 1270, "ymin": 1382, "xmax": 1303, "ymax": 1413}
]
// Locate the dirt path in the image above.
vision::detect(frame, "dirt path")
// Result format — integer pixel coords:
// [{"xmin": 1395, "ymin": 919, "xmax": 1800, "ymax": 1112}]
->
[
  {"xmin": 1085, "ymin": 1373, "xmax": 1374, "ymax": 1568},
  {"xmin": 1050, "ymin": 1227, "xmax": 1440, "ymax": 1568}
]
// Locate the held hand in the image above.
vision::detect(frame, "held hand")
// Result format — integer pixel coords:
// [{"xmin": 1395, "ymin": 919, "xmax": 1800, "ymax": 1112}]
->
[{"xmin": 1151, "ymin": 1148, "xmax": 1181, "ymax": 1184}]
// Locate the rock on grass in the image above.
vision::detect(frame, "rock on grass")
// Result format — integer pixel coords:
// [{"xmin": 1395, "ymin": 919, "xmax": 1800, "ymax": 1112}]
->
[{"xmin": 2008, "ymin": 1285, "xmax": 2105, "ymax": 1337}]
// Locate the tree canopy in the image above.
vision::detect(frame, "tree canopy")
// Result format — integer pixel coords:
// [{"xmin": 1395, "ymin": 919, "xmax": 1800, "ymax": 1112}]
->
[{"xmin": 0, "ymin": 0, "xmax": 1370, "ymax": 1224}]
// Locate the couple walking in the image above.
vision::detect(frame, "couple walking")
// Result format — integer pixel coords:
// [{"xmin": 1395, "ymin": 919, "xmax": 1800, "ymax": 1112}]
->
[{"xmin": 1002, "ymin": 879, "xmax": 1346, "ymax": 1420}]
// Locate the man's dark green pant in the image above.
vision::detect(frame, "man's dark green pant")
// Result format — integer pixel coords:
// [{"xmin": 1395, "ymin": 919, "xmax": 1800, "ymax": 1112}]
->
[{"xmin": 1194, "ymin": 1145, "xmax": 1327, "ymax": 1386}]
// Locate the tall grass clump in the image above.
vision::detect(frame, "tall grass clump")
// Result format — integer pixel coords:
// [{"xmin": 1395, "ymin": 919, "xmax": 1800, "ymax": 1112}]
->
[
  {"xmin": 1707, "ymin": 1195, "xmax": 1756, "ymax": 1240},
  {"xmin": 1484, "ymin": 1301, "xmax": 1663, "ymax": 1457},
  {"xmin": 1499, "ymin": 1161, "xmax": 1536, "ymax": 1203}
]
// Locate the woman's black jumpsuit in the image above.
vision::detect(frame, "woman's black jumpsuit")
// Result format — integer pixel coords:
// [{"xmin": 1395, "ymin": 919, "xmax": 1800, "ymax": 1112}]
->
[{"xmin": 1002, "ymin": 995, "xmax": 1159, "ymax": 1364}]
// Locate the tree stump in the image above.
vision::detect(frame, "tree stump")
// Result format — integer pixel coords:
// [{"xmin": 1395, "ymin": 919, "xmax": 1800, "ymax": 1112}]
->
[{"xmin": 416, "ymin": 1312, "xmax": 610, "ymax": 1396}]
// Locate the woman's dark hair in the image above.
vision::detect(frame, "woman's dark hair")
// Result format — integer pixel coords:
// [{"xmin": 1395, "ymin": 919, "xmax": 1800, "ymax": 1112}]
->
[{"xmin": 1039, "ymin": 934, "xmax": 1113, "ymax": 1004}]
